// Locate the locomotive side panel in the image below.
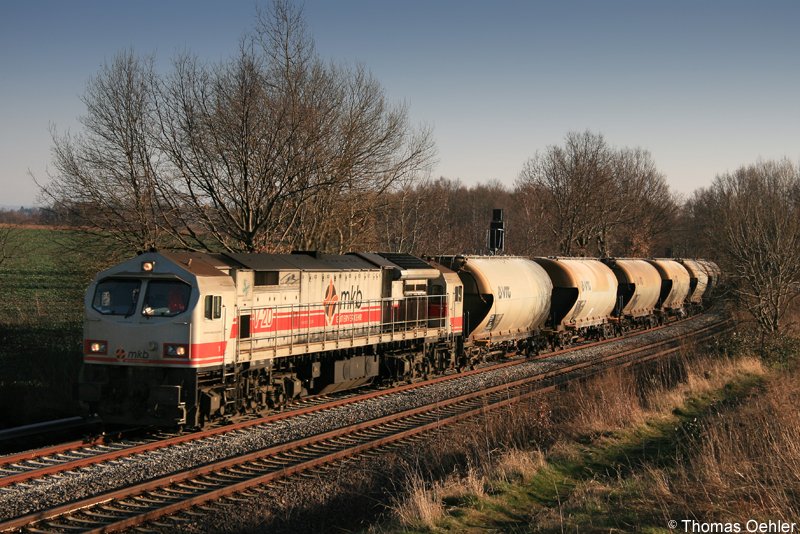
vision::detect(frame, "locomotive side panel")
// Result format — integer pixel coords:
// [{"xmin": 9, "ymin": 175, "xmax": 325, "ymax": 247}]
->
[
  {"xmin": 228, "ymin": 254, "xmax": 384, "ymax": 360},
  {"xmin": 302, "ymin": 269, "xmax": 383, "ymax": 338}
]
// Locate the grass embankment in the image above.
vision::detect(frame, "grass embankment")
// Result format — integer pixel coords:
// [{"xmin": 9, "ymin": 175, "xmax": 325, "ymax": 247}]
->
[
  {"xmin": 0, "ymin": 227, "xmax": 101, "ymax": 427},
  {"xmin": 383, "ymin": 346, "xmax": 791, "ymax": 533}
]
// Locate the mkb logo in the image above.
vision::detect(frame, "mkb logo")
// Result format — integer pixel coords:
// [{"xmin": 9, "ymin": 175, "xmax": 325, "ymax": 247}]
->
[{"xmin": 323, "ymin": 278, "xmax": 339, "ymax": 325}]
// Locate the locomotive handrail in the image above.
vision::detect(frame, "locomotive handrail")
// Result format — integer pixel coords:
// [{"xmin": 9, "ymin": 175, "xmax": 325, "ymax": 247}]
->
[{"xmin": 232, "ymin": 294, "xmax": 448, "ymax": 351}]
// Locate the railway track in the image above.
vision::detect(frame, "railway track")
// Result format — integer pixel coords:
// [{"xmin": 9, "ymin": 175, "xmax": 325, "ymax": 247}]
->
[
  {"xmin": 0, "ymin": 313, "xmax": 731, "ymax": 532},
  {"xmin": 0, "ymin": 314, "xmax": 687, "ymax": 490}
]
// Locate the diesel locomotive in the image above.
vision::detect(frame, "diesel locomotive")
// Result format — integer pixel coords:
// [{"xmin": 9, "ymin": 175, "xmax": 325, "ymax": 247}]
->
[{"xmin": 78, "ymin": 250, "xmax": 719, "ymax": 428}]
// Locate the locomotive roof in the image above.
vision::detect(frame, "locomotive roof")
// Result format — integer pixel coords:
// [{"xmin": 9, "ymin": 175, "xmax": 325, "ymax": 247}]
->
[
  {"xmin": 351, "ymin": 252, "xmax": 435, "ymax": 270},
  {"xmin": 221, "ymin": 252, "xmax": 378, "ymax": 272},
  {"xmin": 372, "ymin": 252, "xmax": 436, "ymax": 271},
  {"xmin": 159, "ymin": 252, "xmax": 232, "ymax": 277}
]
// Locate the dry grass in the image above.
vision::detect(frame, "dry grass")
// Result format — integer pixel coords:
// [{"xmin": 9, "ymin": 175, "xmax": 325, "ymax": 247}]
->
[
  {"xmin": 390, "ymin": 466, "xmax": 488, "ymax": 529},
  {"xmin": 645, "ymin": 366, "xmax": 800, "ymax": 521},
  {"xmin": 494, "ymin": 448, "xmax": 546, "ymax": 484},
  {"xmin": 556, "ymin": 351, "xmax": 764, "ymax": 440},
  {"xmin": 387, "ymin": 343, "xmax": 772, "ymax": 532},
  {"xmin": 391, "ymin": 475, "xmax": 446, "ymax": 530},
  {"xmin": 389, "ymin": 450, "xmax": 539, "ymax": 527},
  {"xmin": 386, "ymin": 393, "xmax": 557, "ymax": 529},
  {"xmin": 558, "ymin": 366, "xmax": 647, "ymax": 435},
  {"xmin": 646, "ymin": 353, "xmax": 764, "ymax": 413}
]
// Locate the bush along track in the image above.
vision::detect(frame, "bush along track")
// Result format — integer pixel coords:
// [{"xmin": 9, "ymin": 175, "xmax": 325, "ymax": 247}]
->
[{"xmin": 384, "ymin": 353, "xmax": 768, "ymax": 533}]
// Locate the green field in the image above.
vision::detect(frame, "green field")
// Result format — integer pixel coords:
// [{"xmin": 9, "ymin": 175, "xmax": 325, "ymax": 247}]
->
[
  {"xmin": 0, "ymin": 227, "xmax": 114, "ymax": 427},
  {"xmin": 0, "ymin": 227, "xmax": 91, "ymax": 324}
]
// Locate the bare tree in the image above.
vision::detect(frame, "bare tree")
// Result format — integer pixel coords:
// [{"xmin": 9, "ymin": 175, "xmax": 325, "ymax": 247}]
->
[
  {"xmin": 376, "ymin": 177, "xmax": 462, "ymax": 254},
  {"xmin": 517, "ymin": 131, "xmax": 614, "ymax": 255},
  {"xmin": 508, "ymin": 180, "xmax": 553, "ymax": 255},
  {"xmin": 611, "ymin": 147, "xmax": 675, "ymax": 256},
  {"xmin": 155, "ymin": 44, "xmax": 323, "ymax": 252},
  {"xmin": 43, "ymin": 50, "xmax": 165, "ymax": 252},
  {"xmin": 671, "ymin": 189, "xmax": 715, "ymax": 258},
  {"xmin": 153, "ymin": 2, "xmax": 432, "ymax": 252},
  {"xmin": 517, "ymin": 131, "xmax": 675, "ymax": 257},
  {"xmin": 699, "ymin": 160, "xmax": 800, "ymax": 334},
  {"xmin": 374, "ymin": 178, "xmax": 518, "ymax": 256},
  {"xmin": 286, "ymin": 65, "xmax": 435, "ymax": 253}
]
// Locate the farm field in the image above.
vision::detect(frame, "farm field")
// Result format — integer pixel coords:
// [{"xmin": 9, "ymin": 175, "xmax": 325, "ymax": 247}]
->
[
  {"xmin": 0, "ymin": 226, "xmax": 106, "ymax": 427},
  {"xmin": 0, "ymin": 227, "xmax": 90, "ymax": 324}
]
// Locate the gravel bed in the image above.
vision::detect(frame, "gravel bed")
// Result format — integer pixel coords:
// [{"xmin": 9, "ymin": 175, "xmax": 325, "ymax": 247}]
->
[{"xmin": 0, "ymin": 311, "xmax": 725, "ymax": 522}]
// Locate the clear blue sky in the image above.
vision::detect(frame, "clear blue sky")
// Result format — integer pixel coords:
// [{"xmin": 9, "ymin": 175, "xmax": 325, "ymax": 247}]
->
[{"xmin": 1, "ymin": 0, "xmax": 799, "ymax": 207}]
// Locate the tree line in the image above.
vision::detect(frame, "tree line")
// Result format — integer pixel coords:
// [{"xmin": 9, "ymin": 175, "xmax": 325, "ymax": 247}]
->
[{"xmin": 33, "ymin": 2, "xmax": 800, "ymax": 336}]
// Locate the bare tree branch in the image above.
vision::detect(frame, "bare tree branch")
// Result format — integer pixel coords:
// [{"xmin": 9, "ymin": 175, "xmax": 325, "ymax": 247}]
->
[
  {"xmin": 516, "ymin": 131, "xmax": 675, "ymax": 257},
  {"xmin": 41, "ymin": 50, "xmax": 165, "ymax": 253},
  {"xmin": 697, "ymin": 160, "xmax": 800, "ymax": 334}
]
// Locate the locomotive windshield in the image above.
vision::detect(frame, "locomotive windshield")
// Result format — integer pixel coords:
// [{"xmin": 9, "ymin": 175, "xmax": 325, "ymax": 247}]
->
[
  {"xmin": 92, "ymin": 278, "xmax": 141, "ymax": 316},
  {"xmin": 142, "ymin": 280, "xmax": 192, "ymax": 317}
]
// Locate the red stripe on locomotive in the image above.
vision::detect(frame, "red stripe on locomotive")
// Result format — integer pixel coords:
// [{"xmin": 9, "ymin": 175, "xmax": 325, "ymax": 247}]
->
[{"xmin": 230, "ymin": 305, "xmax": 382, "ymax": 338}]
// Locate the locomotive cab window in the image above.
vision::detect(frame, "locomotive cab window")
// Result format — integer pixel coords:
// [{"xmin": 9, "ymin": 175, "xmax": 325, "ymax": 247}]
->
[
  {"xmin": 92, "ymin": 278, "xmax": 141, "ymax": 316},
  {"xmin": 204, "ymin": 295, "xmax": 222, "ymax": 319},
  {"xmin": 404, "ymin": 281, "xmax": 428, "ymax": 296},
  {"xmin": 142, "ymin": 280, "xmax": 192, "ymax": 317}
]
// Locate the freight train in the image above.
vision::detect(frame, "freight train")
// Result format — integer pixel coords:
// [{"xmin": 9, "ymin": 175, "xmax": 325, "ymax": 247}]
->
[{"xmin": 78, "ymin": 250, "xmax": 720, "ymax": 428}]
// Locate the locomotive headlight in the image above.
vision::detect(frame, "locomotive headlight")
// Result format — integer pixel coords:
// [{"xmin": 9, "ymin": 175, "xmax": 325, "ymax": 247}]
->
[
  {"xmin": 164, "ymin": 343, "xmax": 189, "ymax": 358},
  {"xmin": 85, "ymin": 340, "xmax": 108, "ymax": 355},
  {"xmin": 141, "ymin": 261, "xmax": 155, "ymax": 272}
]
